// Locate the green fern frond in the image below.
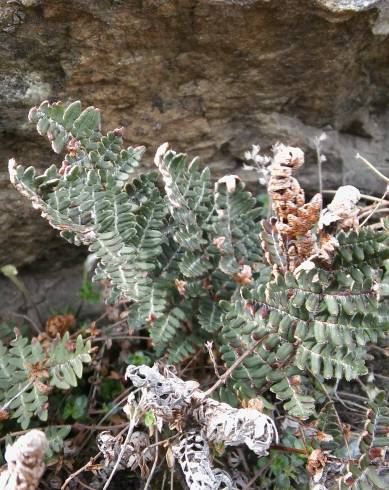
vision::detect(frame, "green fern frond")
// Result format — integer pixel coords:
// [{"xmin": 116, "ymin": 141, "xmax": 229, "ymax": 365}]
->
[
  {"xmin": 154, "ymin": 144, "xmax": 212, "ymax": 252},
  {"xmin": 0, "ymin": 333, "xmax": 91, "ymax": 429},
  {"xmin": 151, "ymin": 307, "xmax": 188, "ymax": 354},
  {"xmin": 179, "ymin": 252, "xmax": 213, "ymax": 278},
  {"xmin": 269, "ymin": 368, "xmax": 315, "ymax": 419},
  {"xmin": 342, "ymin": 456, "xmax": 387, "ymax": 490},
  {"xmin": 49, "ymin": 333, "xmax": 92, "ymax": 390},
  {"xmin": 212, "ymin": 177, "xmax": 262, "ymax": 274},
  {"xmin": 295, "ymin": 341, "xmax": 367, "ymax": 380},
  {"xmin": 167, "ymin": 332, "xmax": 205, "ymax": 364},
  {"xmin": 360, "ymin": 392, "xmax": 389, "ymax": 451},
  {"xmin": 316, "ymin": 402, "xmax": 345, "ymax": 450},
  {"xmin": 197, "ymin": 298, "xmax": 223, "ymax": 333}
]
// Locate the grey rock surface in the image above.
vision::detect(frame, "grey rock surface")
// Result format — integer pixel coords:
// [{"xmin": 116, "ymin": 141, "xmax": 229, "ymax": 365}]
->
[
  {"xmin": 0, "ymin": 263, "xmax": 102, "ymax": 325},
  {"xmin": 1, "ymin": 0, "xmax": 389, "ymax": 270}
]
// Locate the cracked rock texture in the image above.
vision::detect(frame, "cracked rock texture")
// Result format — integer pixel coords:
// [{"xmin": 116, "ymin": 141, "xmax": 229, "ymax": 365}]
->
[
  {"xmin": 1, "ymin": 0, "xmax": 389, "ymax": 271},
  {"xmin": 0, "ymin": 263, "xmax": 102, "ymax": 324}
]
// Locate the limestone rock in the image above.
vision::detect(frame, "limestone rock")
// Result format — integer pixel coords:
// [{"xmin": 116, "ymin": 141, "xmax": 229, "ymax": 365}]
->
[{"xmin": 1, "ymin": 0, "xmax": 389, "ymax": 268}]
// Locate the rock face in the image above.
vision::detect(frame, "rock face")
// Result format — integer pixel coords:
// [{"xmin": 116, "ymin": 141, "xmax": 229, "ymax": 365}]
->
[
  {"xmin": 1, "ymin": 0, "xmax": 389, "ymax": 269},
  {"xmin": 0, "ymin": 262, "xmax": 102, "ymax": 325}
]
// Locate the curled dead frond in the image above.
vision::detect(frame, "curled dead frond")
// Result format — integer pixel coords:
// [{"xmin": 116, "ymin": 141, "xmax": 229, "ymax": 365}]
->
[
  {"xmin": 265, "ymin": 144, "xmax": 322, "ymax": 270},
  {"xmin": 172, "ymin": 431, "xmax": 234, "ymax": 490},
  {"xmin": 45, "ymin": 313, "xmax": 76, "ymax": 338},
  {"xmin": 268, "ymin": 143, "xmax": 306, "ymax": 223},
  {"xmin": 0, "ymin": 429, "xmax": 48, "ymax": 490},
  {"xmin": 193, "ymin": 398, "xmax": 277, "ymax": 456},
  {"xmin": 296, "ymin": 186, "xmax": 362, "ymax": 272},
  {"xmin": 124, "ymin": 363, "xmax": 277, "ymax": 488},
  {"xmin": 263, "ymin": 145, "xmax": 362, "ymax": 272},
  {"xmin": 125, "ymin": 364, "xmax": 199, "ymax": 423},
  {"xmin": 97, "ymin": 430, "xmax": 154, "ymax": 479},
  {"xmin": 319, "ymin": 185, "xmax": 360, "ymax": 231}
]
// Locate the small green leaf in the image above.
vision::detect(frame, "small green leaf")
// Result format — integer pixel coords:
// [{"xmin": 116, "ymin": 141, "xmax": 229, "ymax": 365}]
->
[
  {"xmin": 63, "ymin": 100, "xmax": 82, "ymax": 129},
  {"xmin": 79, "ymin": 281, "xmax": 100, "ymax": 304},
  {"xmin": 100, "ymin": 379, "xmax": 124, "ymax": 401},
  {"xmin": 325, "ymin": 296, "xmax": 339, "ymax": 316},
  {"xmin": 62, "ymin": 395, "xmax": 88, "ymax": 421},
  {"xmin": 144, "ymin": 409, "xmax": 156, "ymax": 428},
  {"xmin": 73, "ymin": 107, "xmax": 101, "ymax": 135}
]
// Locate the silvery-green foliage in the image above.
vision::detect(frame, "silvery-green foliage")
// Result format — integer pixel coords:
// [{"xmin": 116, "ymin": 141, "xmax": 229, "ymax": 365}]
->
[
  {"xmin": 9, "ymin": 101, "xmax": 389, "ymax": 423},
  {"xmin": 10, "ymin": 100, "xmax": 263, "ymax": 364}
]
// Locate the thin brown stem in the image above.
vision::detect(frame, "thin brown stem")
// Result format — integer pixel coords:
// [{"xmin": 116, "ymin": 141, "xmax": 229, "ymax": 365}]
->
[
  {"xmin": 203, "ymin": 335, "xmax": 269, "ymax": 397},
  {"xmin": 314, "ymin": 376, "xmax": 351, "ymax": 460},
  {"xmin": 270, "ymin": 444, "xmax": 308, "ymax": 456},
  {"xmin": 61, "ymin": 453, "xmax": 101, "ymax": 490},
  {"xmin": 8, "ymin": 312, "xmax": 42, "ymax": 336},
  {"xmin": 141, "ymin": 435, "xmax": 178, "ymax": 456},
  {"xmin": 73, "ymin": 477, "xmax": 96, "ymax": 490},
  {"xmin": 242, "ymin": 464, "xmax": 271, "ymax": 490},
  {"xmin": 180, "ymin": 347, "xmax": 204, "ymax": 376},
  {"xmin": 237, "ymin": 447, "xmax": 250, "ymax": 474},
  {"xmin": 314, "ymin": 135, "xmax": 324, "ymax": 206},
  {"xmin": 77, "ymin": 387, "xmax": 134, "ymax": 455},
  {"xmin": 93, "ymin": 335, "xmax": 150, "ymax": 342},
  {"xmin": 144, "ymin": 431, "xmax": 159, "ymax": 490},
  {"xmin": 205, "ymin": 341, "xmax": 221, "ymax": 379}
]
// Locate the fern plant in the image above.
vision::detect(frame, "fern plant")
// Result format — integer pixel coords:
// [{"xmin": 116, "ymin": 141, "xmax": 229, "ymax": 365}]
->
[
  {"xmin": 0, "ymin": 332, "xmax": 91, "ymax": 429},
  {"xmin": 10, "ymin": 100, "xmax": 264, "ymax": 365},
  {"xmin": 9, "ymin": 101, "xmax": 389, "ymax": 421},
  {"xmin": 8, "ymin": 100, "xmax": 389, "ymax": 489},
  {"xmin": 220, "ymin": 240, "xmax": 388, "ymax": 418}
]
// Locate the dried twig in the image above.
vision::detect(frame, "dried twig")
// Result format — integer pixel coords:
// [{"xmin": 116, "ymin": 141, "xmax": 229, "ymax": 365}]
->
[
  {"xmin": 359, "ymin": 186, "xmax": 389, "ymax": 227},
  {"xmin": 356, "ymin": 153, "xmax": 389, "ymax": 184},
  {"xmin": 61, "ymin": 453, "xmax": 101, "ymax": 490},
  {"xmin": 205, "ymin": 341, "xmax": 222, "ymax": 379},
  {"xmin": 323, "ymin": 189, "xmax": 389, "ymax": 203},
  {"xmin": 124, "ymin": 362, "xmax": 278, "ymax": 487},
  {"xmin": 203, "ymin": 336, "xmax": 268, "ymax": 397},
  {"xmin": 143, "ymin": 431, "xmax": 159, "ymax": 490},
  {"xmin": 102, "ymin": 423, "xmax": 135, "ymax": 490},
  {"xmin": 7, "ymin": 312, "xmax": 42, "ymax": 336},
  {"xmin": 313, "ymin": 133, "xmax": 327, "ymax": 205},
  {"xmin": 102, "ymin": 393, "xmax": 145, "ymax": 490},
  {"xmin": 0, "ymin": 381, "xmax": 33, "ymax": 413}
]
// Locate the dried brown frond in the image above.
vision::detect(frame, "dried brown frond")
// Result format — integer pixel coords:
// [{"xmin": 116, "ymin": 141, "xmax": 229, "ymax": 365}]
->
[
  {"xmin": 233, "ymin": 265, "xmax": 253, "ymax": 285},
  {"xmin": 266, "ymin": 145, "xmax": 362, "ymax": 272},
  {"xmin": 307, "ymin": 448, "xmax": 327, "ymax": 477},
  {"xmin": 175, "ymin": 279, "xmax": 187, "ymax": 296},
  {"xmin": 45, "ymin": 314, "xmax": 76, "ymax": 338}
]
